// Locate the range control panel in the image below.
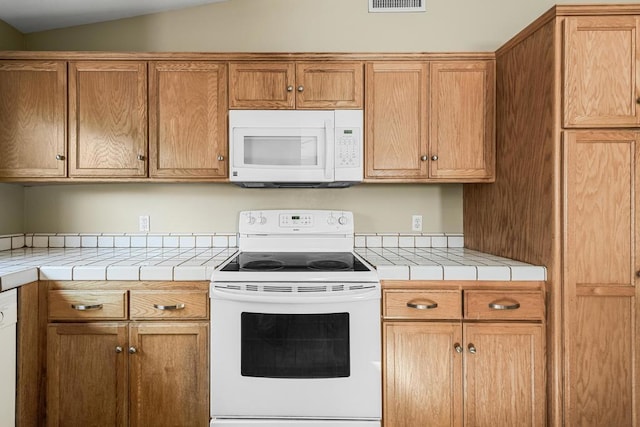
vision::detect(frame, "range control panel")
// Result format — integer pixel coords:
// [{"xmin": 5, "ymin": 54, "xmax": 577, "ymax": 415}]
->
[{"xmin": 239, "ymin": 210, "xmax": 353, "ymax": 234}]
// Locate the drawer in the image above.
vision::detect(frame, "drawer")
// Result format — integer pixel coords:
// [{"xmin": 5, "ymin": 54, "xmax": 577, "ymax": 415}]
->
[
  {"xmin": 49, "ymin": 290, "xmax": 128, "ymax": 321},
  {"xmin": 464, "ymin": 291, "xmax": 545, "ymax": 320},
  {"xmin": 383, "ymin": 290, "xmax": 461, "ymax": 320},
  {"xmin": 129, "ymin": 290, "xmax": 208, "ymax": 320}
]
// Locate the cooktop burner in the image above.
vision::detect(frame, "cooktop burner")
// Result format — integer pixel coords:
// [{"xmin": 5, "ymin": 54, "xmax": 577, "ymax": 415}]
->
[{"xmin": 220, "ymin": 251, "xmax": 372, "ymax": 273}]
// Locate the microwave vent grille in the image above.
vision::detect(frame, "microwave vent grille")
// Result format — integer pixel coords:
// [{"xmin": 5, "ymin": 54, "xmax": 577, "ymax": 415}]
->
[{"xmin": 368, "ymin": 0, "xmax": 426, "ymax": 13}]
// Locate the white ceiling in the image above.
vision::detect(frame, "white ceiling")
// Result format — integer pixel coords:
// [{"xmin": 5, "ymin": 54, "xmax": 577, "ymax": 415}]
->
[{"xmin": 0, "ymin": 0, "xmax": 229, "ymax": 33}]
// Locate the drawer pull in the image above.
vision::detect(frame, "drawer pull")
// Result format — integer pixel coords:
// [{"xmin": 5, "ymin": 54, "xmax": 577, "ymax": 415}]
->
[
  {"xmin": 406, "ymin": 299, "xmax": 438, "ymax": 310},
  {"xmin": 488, "ymin": 299, "xmax": 521, "ymax": 310},
  {"xmin": 153, "ymin": 303, "xmax": 185, "ymax": 311},
  {"xmin": 71, "ymin": 303, "xmax": 103, "ymax": 311}
]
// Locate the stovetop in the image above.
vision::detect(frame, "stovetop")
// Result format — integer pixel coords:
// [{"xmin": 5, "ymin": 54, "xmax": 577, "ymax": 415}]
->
[{"xmin": 219, "ymin": 251, "xmax": 372, "ymax": 273}]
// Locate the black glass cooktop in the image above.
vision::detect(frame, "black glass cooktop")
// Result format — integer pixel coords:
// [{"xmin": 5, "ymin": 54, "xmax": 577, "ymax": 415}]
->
[{"xmin": 220, "ymin": 252, "xmax": 371, "ymax": 272}]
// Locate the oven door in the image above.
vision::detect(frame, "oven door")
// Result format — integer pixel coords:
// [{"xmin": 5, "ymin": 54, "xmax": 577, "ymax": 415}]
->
[{"xmin": 210, "ymin": 286, "xmax": 381, "ymax": 421}]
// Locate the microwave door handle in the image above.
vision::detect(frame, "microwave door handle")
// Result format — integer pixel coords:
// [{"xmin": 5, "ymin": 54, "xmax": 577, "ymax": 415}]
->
[{"xmin": 325, "ymin": 119, "xmax": 334, "ymax": 180}]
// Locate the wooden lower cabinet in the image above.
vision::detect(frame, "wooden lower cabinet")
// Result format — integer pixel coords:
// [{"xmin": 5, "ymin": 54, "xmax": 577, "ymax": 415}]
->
[
  {"xmin": 45, "ymin": 281, "xmax": 209, "ymax": 427},
  {"xmin": 382, "ymin": 282, "xmax": 545, "ymax": 427}
]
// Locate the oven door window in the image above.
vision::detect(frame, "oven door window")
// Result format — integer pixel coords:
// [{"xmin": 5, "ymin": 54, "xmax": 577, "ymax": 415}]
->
[{"xmin": 241, "ymin": 312, "xmax": 350, "ymax": 379}]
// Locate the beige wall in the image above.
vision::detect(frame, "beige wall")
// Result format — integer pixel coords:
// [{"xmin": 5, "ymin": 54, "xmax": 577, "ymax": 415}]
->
[
  {"xmin": 0, "ymin": 184, "xmax": 24, "ymax": 234},
  {"xmin": 18, "ymin": 0, "xmax": 634, "ymax": 234},
  {"xmin": 24, "ymin": 184, "xmax": 462, "ymax": 233},
  {"xmin": 0, "ymin": 19, "xmax": 24, "ymax": 50}
]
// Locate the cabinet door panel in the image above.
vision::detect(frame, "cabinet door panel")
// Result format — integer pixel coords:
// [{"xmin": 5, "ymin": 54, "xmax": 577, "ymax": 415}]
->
[
  {"xmin": 384, "ymin": 322, "xmax": 462, "ymax": 427},
  {"xmin": 128, "ymin": 322, "xmax": 209, "ymax": 427},
  {"xmin": 47, "ymin": 323, "xmax": 128, "ymax": 427},
  {"xmin": 564, "ymin": 16, "xmax": 640, "ymax": 127},
  {"xmin": 463, "ymin": 323, "xmax": 545, "ymax": 427},
  {"xmin": 429, "ymin": 61, "xmax": 495, "ymax": 179},
  {"xmin": 69, "ymin": 61, "xmax": 147, "ymax": 177},
  {"xmin": 0, "ymin": 61, "xmax": 66, "ymax": 177},
  {"xmin": 564, "ymin": 130, "xmax": 640, "ymax": 426},
  {"xmin": 229, "ymin": 62, "xmax": 295, "ymax": 109},
  {"xmin": 365, "ymin": 62, "xmax": 428, "ymax": 178},
  {"xmin": 149, "ymin": 61, "xmax": 227, "ymax": 178},
  {"xmin": 296, "ymin": 62, "xmax": 363, "ymax": 109}
]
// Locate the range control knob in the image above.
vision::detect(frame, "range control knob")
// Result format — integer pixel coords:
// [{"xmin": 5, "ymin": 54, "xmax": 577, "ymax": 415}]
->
[
  {"xmin": 257, "ymin": 215, "xmax": 267, "ymax": 225},
  {"xmin": 246, "ymin": 214, "xmax": 256, "ymax": 225},
  {"xmin": 327, "ymin": 216, "xmax": 337, "ymax": 225},
  {"xmin": 338, "ymin": 216, "xmax": 348, "ymax": 225}
]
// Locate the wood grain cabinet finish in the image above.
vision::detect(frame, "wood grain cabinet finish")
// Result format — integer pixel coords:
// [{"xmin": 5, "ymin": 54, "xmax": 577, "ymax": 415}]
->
[
  {"xmin": 229, "ymin": 61, "xmax": 363, "ymax": 109},
  {"xmin": 365, "ymin": 62, "xmax": 429, "ymax": 179},
  {"xmin": 564, "ymin": 130, "xmax": 640, "ymax": 426},
  {"xmin": 0, "ymin": 61, "xmax": 67, "ymax": 178},
  {"xmin": 429, "ymin": 61, "xmax": 495, "ymax": 179},
  {"xmin": 69, "ymin": 61, "xmax": 148, "ymax": 177},
  {"xmin": 382, "ymin": 283, "xmax": 545, "ymax": 427},
  {"xmin": 564, "ymin": 16, "xmax": 640, "ymax": 128},
  {"xmin": 149, "ymin": 61, "xmax": 228, "ymax": 179},
  {"xmin": 45, "ymin": 282, "xmax": 209, "ymax": 426},
  {"xmin": 365, "ymin": 61, "xmax": 495, "ymax": 182}
]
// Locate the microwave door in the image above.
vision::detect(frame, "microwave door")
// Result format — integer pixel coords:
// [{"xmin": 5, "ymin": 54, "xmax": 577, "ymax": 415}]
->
[{"xmin": 324, "ymin": 119, "xmax": 334, "ymax": 180}]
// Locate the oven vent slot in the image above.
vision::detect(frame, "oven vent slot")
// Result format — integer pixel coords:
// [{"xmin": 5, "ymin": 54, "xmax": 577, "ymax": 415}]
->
[
  {"xmin": 298, "ymin": 285, "xmax": 329, "ymax": 293},
  {"xmin": 246, "ymin": 284, "xmax": 259, "ymax": 292},
  {"xmin": 368, "ymin": 0, "xmax": 426, "ymax": 13},
  {"xmin": 225, "ymin": 284, "xmax": 242, "ymax": 290},
  {"xmin": 264, "ymin": 286, "xmax": 293, "ymax": 293},
  {"xmin": 331, "ymin": 284, "xmax": 346, "ymax": 292},
  {"xmin": 349, "ymin": 284, "xmax": 366, "ymax": 290}
]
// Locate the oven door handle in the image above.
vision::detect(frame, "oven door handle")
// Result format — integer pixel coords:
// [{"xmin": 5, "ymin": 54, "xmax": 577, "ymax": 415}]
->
[{"xmin": 210, "ymin": 286, "xmax": 380, "ymax": 304}]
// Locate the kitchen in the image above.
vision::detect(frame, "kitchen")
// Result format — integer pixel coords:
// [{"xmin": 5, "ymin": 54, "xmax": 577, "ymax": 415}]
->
[{"xmin": 0, "ymin": 0, "xmax": 638, "ymax": 426}]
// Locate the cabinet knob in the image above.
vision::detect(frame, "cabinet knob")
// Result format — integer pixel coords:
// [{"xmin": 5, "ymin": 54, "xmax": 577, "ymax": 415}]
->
[
  {"xmin": 454, "ymin": 343, "xmax": 463, "ymax": 354},
  {"xmin": 55, "ymin": 154, "xmax": 65, "ymax": 161},
  {"xmin": 287, "ymin": 85, "xmax": 294, "ymax": 92},
  {"xmin": 636, "ymin": 270, "xmax": 640, "ymax": 278},
  {"xmin": 115, "ymin": 346, "xmax": 123, "ymax": 354},
  {"xmin": 468, "ymin": 343, "xmax": 477, "ymax": 354},
  {"xmin": 297, "ymin": 85, "xmax": 304, "ymax": 92},
  {"xmin": 217, "ymin": 155, "xmax": 225, "ymax": 161},
  {"xmin": 420, "ymin": 155, "xmax": 428, "ymax": 161},
  {"xmin": 128, "ymin": 347, "xmax": 137, "ymax": 354},
  {"xmin": 636, "ymin": 97, "xmax": 640, "ymax": 104},
  {"xmin": 431, "ymin": 155, "xmax": 439, "ymax": 161},
  {"xmin": 137, "ymin": 154, "xmax": 145, "ymax": 161}
]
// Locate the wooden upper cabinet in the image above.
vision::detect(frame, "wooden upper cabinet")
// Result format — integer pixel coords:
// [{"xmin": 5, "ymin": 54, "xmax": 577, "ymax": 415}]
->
[
  {"xmin": 229, "ymin": 61, "xmax": 363, "ymax": 109},
  {"xmin": 295, "ymin": 62, "xmax": 363, "ymax": 109},
  {"xmin": 429, "ymin": 61, "xmax": 495, "ymax": 180},
  {"xmin": 0, "ymin": 61, "xmax": 67, "ymax": 178},
  {"xmin": 69, "ymin": 61, "xmax": 148, "ymax": 177},
  {"xmin": 149, "ymin": 61, "xmax": 228, "ymax": 179},
  {"xmin": 365, "ymin": 62, "xmax": 429, "ymax": 179},
  {"xmin": 564, "ymin": 16, "xmax": 640, "ymax": 127}
]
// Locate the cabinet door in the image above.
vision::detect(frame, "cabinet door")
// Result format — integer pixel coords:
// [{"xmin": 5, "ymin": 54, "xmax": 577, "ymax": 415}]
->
[
  {"xmin": 149, "ymin": 61, "xmax": 227, "ymax": 179},
  {"xmin": 47, "ymin": 323, "xmax": 128, "ymax": 427},
  {"xmin": 0, "ymin": 61, "xmax": 66, "ymax": 178},
  {"xmin": 295, "ymin": 62, "xmax": 363, "ymax": 109},
  {"xmin": 365, "ymin": 62, "xmax": 428, "ymax": 179},
  {"xmin": 384, "ymin": 321, "xmax": 462, "ymax": 427},
  {"xmin": 564, "ymin": 130, "xmax": 640, "ymax": 426},
  {"xmin": 229, "ymin": 62, "xmax": 295, "ymax": 109},
  {"xmin": 128, "ymin": 322, "xmax": 209, "ymax": 427},
  {"xmin": 69, "ymin": 61, "xmax": 147, "ymax": 177},
  {"xmin": 564, "ymin": 16, "xmax": 640, "ymax": 127},
  {"xmin": 429, "ymin": 61, "xmax": 495, "ymax": 180},
  {"xmin": 463, "ymin": 323, "xmax": 545, "ymax": 427}
]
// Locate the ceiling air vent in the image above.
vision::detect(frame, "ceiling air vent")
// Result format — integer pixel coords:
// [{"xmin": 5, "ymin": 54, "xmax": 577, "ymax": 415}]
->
[{"xmin": 368, "ymin": 0, "xmax": 426, "ymax": 13}]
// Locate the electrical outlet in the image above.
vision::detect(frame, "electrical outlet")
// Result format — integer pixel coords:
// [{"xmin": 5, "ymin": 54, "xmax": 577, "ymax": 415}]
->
[
  {"xmin": 139, "ymin": 215, "xmax": 150, "ymax": 232},
  {"xmin": 412, "ymin": 215, "xmax": 423, "ymax": 232}
]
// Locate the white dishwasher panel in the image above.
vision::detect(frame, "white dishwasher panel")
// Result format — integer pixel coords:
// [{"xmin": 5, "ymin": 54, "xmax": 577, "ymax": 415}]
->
[{"xmin": 0, "ymin": 289, "xmax": 17, "ymax": 427}]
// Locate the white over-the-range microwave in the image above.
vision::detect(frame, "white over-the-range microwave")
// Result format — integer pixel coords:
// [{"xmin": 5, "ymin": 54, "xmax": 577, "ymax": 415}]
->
[{"xmin": 228, "ymin": 109, "xmax": 363, "ymax": 188}]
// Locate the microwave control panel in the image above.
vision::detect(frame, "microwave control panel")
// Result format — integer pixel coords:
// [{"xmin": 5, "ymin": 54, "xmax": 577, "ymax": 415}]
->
[{"xmin": 335, "ymin": 128, "xmax": 360, "ymax": 168}]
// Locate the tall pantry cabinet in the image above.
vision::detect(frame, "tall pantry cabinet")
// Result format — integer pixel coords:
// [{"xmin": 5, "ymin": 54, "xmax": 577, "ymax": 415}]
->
[{"xmin": 463, "ymin": 5, "xmax": 640, "ymax": 427}]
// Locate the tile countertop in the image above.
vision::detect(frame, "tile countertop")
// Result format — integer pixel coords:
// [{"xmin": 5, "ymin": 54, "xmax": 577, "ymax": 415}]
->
[{"xmin": 0, "ymin": 245, "xmax": 547, "ymax": 292}]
